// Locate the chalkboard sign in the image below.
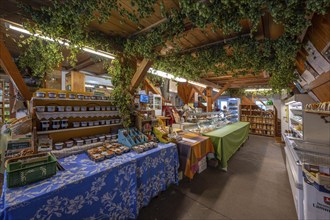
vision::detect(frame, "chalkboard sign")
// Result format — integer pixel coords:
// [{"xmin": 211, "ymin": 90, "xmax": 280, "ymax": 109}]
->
[{"xmin": 7, "ymin": 140, "xmax": 31, "ymax": 152}]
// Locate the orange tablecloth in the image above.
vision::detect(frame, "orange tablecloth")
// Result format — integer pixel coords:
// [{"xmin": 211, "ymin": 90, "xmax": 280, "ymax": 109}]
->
[{"xmin": 177, "ymin": 132, "xmax": 214, "ymax": 179}]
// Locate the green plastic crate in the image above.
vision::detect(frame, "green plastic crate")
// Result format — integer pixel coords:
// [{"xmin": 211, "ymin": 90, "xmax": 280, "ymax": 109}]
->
[{"xmin": 6, "ymin": 153, "xmax": 57, "ymax": 188}]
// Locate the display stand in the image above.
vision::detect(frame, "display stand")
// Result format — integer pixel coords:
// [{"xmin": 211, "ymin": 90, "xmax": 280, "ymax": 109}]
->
[{"xmin": 118, "ymin": 127, "xmax": 148, "ymax": 147}]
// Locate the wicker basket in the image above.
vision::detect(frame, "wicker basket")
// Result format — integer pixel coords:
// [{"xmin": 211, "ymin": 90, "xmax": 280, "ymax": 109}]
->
[{"xmin": 8, "ymin": 116, "xmax": 32, "ymax": 135}]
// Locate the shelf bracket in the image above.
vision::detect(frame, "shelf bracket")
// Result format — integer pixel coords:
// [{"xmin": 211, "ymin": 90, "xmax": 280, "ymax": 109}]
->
[{"xmin": 320, "ymin": 115, "xmax": 330, "ymax": 123}]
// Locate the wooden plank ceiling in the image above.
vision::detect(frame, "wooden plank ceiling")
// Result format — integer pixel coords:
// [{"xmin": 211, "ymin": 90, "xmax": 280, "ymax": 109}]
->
[{"xmin": 0, "ymin": 0, "xmax": 286, "ymax": 88}]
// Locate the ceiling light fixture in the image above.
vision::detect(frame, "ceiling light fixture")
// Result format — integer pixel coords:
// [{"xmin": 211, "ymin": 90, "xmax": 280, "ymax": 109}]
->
[
  {"xmin": 245, "ymin": 88, "xmax": 272, "ymax": 92},
  {"xmin": 149, "ymin": 68, "xmax": 187, "ymax": 82},
  {"xmin": 8, "ymin": 24, "xmax": 115, "ymax": 59},
  {"xmin": 188, "ymin": 81, "xmax": 207, "ymax": 88}
]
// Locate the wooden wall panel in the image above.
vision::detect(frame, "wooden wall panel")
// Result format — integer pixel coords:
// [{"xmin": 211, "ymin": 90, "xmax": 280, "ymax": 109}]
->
[
  {"xmin": 312, "ymin": 81, "xmax": 330, "ymax": 102},
  {"xmin": 71, "ymin": 71, "xmax": 85, "ymax": 92}
]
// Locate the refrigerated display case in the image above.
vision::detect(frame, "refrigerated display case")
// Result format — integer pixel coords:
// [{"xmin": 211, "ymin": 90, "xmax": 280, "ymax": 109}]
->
[
  {"xmin": 149, "ymin": 94, "xmax": 162, "ymax": 116},
  {"xmin": 227, "ymin": 98, "xmax": 240, "ymax": 122}
]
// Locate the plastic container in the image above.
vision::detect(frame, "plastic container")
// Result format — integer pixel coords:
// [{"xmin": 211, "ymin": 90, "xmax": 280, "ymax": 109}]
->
[
  {"xmin": 106, "ymin": 120, "xmax": 111, "ymax": 125},
  {"xmin": 57, "ymin": 106, "xmax": 65, "ymax": 112},
  {"xmin": 99, "ymin": 136, "xmax": 105, "ymax": 142},
  {"xmin": 36, "ymin": 106, "xmax": 45, "ymax": 112},
  {"xmin": 54, "ymin": 142, "xmax": 64, "ymax": 150},
  {"xmin": 81, "ymin": 122, "xmax": 87, "ymax": 127},
  {"xmin": 48, "ymin": 92, "xmax": 56, "ymax": 98},
  {"xmin": 77, "ymin": 94, "xmax": 84, "ymax": 100},
  {"xmin": 76, "ymin": 140, "xmax": 84, "ymax": 146},
  {"xmin": 111, "ymin": 106, "xmax": 116, "ymax": 111},
  {"xmin": 35, "ymin": 92, "xmax": 45, "ymax": 98},
  {"xmin": 65, "ymin": 106, "xmax": 72, "ymax": 112},
  {"xmin": 101, "ymin": 106, "xmax": 106, "ymax": 111},
  {"xmin": 93, "ymin": 121, "xmax": 99, "ymax": 126},
  {"xmin": 47, "ymin": 106, "xmax": 56, "ymax": 112},
  {"xmin": 73, "ymin": 106, "xmax": 80, "ymax": 111},
  {"xmin": 84, "ymin": 96, "xmax": 90, "ymax": 100},
  {"xmin": 91, "ymin": 96, "xmax": 96, "ymax": 100},
  {"xmin": 52, "ymin": 120, "xmax": 60, "ymax": 130},
  {"xmin": 61, "ymin": 119, "xmax": 68, "ymax": 129},
  {"xmin": 85, "ymin": 139, "xmax": 92, "ymax": 145},
  {"xmin": 6, "ymin": 153, "xmax": 57, "ymax": 188},
  {"xmin": 88, "ymin": 106, "xmax": 95, "ymax": 111},
  {"xmin": 106, "ymin": 134, "xmax": 112, "ymax": 141},
  {"xmin": 65, "ymin": 140, "xmax": 74, "ymax": 148},
  {"xmin": 73, "ymin": 122, "xmax": 80, "ymax": 128},
  {"xmin": 99, "ymin": 120, "xmax": 106, "ymax": 125},
  {"xmin": 106, "ymin": 106, "xmax": 111, "ymax": 111},
  {"xmin": 58, "ymin": 93, "xmax": 66, "ymax": 98},
  {"xmin": 88, "ymin": 121, "xmax": 94, "ymax": 126},
  {"xmin": 95, "ymin": 106, "xmax": 101, "ymax": 111},
  {"xmin": 69, "ymin": 94, "xmax": 75, "ymax": 99},
  {"xmin": 92, "ymin": 138, "xmax": 98, "ymax": 143},
  {"xmin": 80, "ymin": 106, "xmax": 87, "ymax": 111},
  {"xmin": 40, "ymin": 120, "xmax": 49, "ymax": 131}
]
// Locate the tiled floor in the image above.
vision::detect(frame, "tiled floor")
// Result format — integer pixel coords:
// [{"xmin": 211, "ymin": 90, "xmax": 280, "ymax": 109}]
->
[{"xmin": 138, "ymin": 135, "xmax": 297, "ymax": 219}]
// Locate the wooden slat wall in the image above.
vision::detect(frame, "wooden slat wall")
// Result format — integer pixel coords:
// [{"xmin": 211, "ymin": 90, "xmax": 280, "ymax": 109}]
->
[{"xmin": 302, "ymin": 14, "xmax": 330, "ymax": 102}]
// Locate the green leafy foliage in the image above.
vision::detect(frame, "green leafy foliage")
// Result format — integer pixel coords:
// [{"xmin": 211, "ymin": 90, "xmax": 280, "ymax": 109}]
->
[
  {"xmin": 106, "ymin": 59, "xmax": 135, "ymax": 128},
  {"xmin": 14, "ymin": 0, "xmax": 329, "ymax": 115},
  {"xmin": 18, "ymin": 37, "xmax": 64, "ymax": 79}
]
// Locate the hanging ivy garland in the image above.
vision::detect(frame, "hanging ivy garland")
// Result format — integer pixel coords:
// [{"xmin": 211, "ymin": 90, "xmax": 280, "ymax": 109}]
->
[{"xmin": 12, "ymin": 0, "xmax": 330, "ymax": 126}]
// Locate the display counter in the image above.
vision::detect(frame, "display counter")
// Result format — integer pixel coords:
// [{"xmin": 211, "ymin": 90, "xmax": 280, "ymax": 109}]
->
[
  {"xmin": 203, "ymin": 122, "xmax": 250, "ymax": 170},
  {"xmin": 0, "ymin": 143, "xmax": 179, "ymax": 219},
  {"xmin": 176, "ymin": 132, "xmax": 214, "ymax": 179}
]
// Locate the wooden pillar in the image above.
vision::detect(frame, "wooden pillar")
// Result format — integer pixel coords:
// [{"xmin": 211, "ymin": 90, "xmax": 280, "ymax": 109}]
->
[
  {"xmin": 0, "ymin": 34, "xmax": 32, "ymax": 100},
  {"xmin": 206, "ymin": 86, "xmax": 213, "ymax": 112},
  {"xmin": 71, "ymin": 71, "xmax": 85, "ymax": 92}
]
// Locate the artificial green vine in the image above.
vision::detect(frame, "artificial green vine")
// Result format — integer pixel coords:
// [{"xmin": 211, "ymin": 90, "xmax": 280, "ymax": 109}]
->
[
  {"xmin": 18, "ymin": 37, "xmax": 64, "ymax": 79},
  {"xmin": 10, "ymin": 0, "xmax": 330, "ymax": 118},
  {"xmin": 106, "ymin": 59, "xmax": 135, "ymax": 128}
]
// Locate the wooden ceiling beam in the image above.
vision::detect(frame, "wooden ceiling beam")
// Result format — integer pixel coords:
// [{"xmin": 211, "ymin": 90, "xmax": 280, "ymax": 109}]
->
[
  {"xmin": 212, "ymin": 82, "xmax": 231, "ymax": 101},
  {"xmin": 0, "ymin": 34, "xmax": 31, "ymax": 101},
  {"xmin": 181, "ymin": 33, "xmax": 250, "ymax": 54},
  {"xmin": 130, "ymin": 58, "xmax": 153, "ymax": 93},
  {"xmin": 144, "ymin": 78, "xmax": 161, "ymax": 96},
  {"xmin": 199, "ymin": 78, "xmax": 221, "ymax": 89},
  {"xmin": 130, "ymin": 18, "xmax": 167, "ymax": 37},
  {"xmin": 191, "ymin": 85, "xmax": 207, "ymax": 101}
]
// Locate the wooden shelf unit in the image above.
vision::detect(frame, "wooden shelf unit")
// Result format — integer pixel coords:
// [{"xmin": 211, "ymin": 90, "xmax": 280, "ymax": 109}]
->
[
  {"xmin": 0, "ymin": 80, "xmax": 13, "ymax": 124},
  {"xmin": 30, "ymin": 90, "xmax": 123, "ymax": 152},
  {"xmin": 240, "ymin": 104, "xmax": 277, "ymax": 137}
]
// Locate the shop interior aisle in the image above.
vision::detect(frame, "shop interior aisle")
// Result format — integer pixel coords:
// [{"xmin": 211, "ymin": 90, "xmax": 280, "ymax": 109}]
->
[{"xmin": 138, "ymin": 135, "xmax": 297, "ymax": 220}]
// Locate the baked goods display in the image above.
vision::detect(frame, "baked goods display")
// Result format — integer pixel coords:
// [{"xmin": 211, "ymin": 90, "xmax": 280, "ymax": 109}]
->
[
  {"xmin": 87, "ymin": 142, "xmax": 131, "ymax": 162},
  {"xmin": 132, "ymin": 142, "xmax": 158, "ymax": 153},
  {"xmin": 305, "ymin": 102, "xmax": 330, "ymax": 112}
]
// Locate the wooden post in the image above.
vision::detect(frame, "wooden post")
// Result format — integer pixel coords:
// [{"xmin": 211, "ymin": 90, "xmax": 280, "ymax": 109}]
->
[
  {"xmin": 212, "ymin": 83, "xmax": 231, "ymax": 102},
  {"xmin": 130, "ymin": 58, "xmax": 153, "ymax": 93},
  {"xmin": 71, "ymin": 71, "xmax": 85, "ymax": 92},
  {"xmin": 206, "ymin": 87, "xmax": 213, "ymax": 112},
  {"xmin": 0, "ymin": 34, "xmax": 32, "ymax": 101}
]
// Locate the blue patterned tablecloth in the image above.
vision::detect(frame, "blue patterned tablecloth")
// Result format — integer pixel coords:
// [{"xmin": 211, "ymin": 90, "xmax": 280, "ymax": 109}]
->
[{"xmin": 0, "ymin": 143, "xmax": 179, "ymax": 220}]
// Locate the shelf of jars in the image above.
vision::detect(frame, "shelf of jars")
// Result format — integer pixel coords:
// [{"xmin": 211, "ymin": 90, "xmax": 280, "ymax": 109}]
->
[
  {"xmin": 31, "ymin": 90, "xmax": 123, "ymax": 153},
  {"xmin": 240, "ymin": 104, "xmax": 277, "ymax": 137}
]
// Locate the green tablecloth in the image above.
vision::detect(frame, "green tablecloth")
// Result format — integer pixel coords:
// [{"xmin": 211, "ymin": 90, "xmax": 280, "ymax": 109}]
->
[{"xmin": 202, "ymin": 122, "xmax": 250, "ymax": 169}]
